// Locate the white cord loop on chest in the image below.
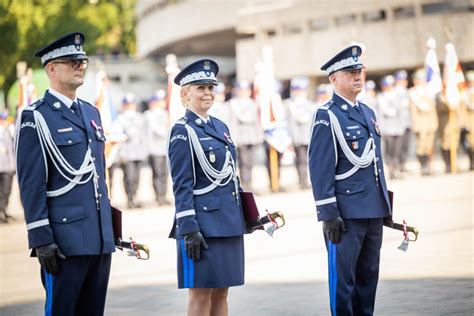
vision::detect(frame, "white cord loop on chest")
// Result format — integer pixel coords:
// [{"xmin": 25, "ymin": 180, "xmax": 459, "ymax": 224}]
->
[
  {"xmin": 327, "ymin": 110, "xmax": 378, "ymax": 182},
  {"xmin": 17, "ymin": 110, "xmax": 99, "ymax": 199},
  {"xmin": 184, "ymin": 124, "xmax": 238, "ymax": 196}
]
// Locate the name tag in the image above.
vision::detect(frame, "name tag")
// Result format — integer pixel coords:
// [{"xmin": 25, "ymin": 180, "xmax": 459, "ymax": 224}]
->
[
  {"xmin": 57, "ymin": 127, "xmax": 73, "ymax": 133},
  {"xmin": 346, "ymin": 125, "xmax": 360, "ymax": 130},
  {"xmin": 199, "ymin": 137, "xmax": 213, "ymax": 141}
]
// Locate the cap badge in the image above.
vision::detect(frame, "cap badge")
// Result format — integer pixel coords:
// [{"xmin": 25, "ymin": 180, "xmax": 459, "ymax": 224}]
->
[
  {"xmin": 74, "ymin": 34, "xmax": 81, "ymax": 45},
  {"xmin": 203, "ymin": 61, "xmax": 211, "ymax": 70}
]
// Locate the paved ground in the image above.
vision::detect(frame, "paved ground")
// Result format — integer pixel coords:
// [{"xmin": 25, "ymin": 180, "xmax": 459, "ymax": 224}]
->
[{"xmin": 0, "ymin": 159, "xmax": 473, "ymax": 315}]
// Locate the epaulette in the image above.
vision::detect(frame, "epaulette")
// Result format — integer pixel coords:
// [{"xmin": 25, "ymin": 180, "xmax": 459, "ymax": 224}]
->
[
  {"xmin": 319, "ymin": 100, "xmax": 334, "ymax": 111},
  {"xmin": 23, "ymin": 99, "xmax": 44, "ymax": 111},
  {"xmin": 175, "ymin": 117, "xmax": 188, "ymax": 125}
]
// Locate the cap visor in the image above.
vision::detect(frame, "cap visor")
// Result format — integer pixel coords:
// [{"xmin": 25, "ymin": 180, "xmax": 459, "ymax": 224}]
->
[{"xmin": 185, "ymin": 79, "xmax": 218, "ymax": 86}]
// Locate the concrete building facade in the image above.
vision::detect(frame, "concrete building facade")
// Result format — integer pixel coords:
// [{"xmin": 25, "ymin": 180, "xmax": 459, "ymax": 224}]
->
[{"xmin": 136, "ymin": 0, "xmax": 474, "ymax": 82}]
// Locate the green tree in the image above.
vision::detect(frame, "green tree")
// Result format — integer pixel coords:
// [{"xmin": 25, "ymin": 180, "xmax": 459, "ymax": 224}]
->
[{"xmin": 0, "ymin": 0, "xmax": 136, "ymax": 111}]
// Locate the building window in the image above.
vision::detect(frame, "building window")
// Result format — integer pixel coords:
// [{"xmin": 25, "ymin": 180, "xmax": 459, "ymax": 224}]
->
[
  {"xmin": 308, "ymin": 18, "xmax": 330, "ymax": 31},
  {"xmin": 422, "ymin": 0, "xmax": 472, "ymax": 15},
  {"xmin": 335, "ymin": 14, "xmax": 357, "ymax": 26},
  {"xmin": 362, "ymin": 10, "xmax": 387, "ymax": 23},
  {"xmin": 393, "ymin": 5, "xmax": 416, "ymax": 19}
]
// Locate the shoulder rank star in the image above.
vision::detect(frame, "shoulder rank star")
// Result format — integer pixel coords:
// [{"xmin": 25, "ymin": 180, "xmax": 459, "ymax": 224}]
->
[
  {"xmin": 195, "ymin": 118, "xmax": 202, "ymax": 124},
  {"xmin": 53, "ymin": 102, "xmax": 61, "ymax": 109},
  {"xmin": 341, "ymin": 104, "xmax": 348, "ymax": 110}
]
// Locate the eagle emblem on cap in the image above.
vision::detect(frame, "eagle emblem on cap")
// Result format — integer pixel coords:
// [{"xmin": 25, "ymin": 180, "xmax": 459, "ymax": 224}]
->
[
  {"xmin": 203, "ymin": 61, "xmax": 211, "ymax": 70},
  {"xmin": 74, "ymin": 34, "xmax": 81, "ymax": 45}
]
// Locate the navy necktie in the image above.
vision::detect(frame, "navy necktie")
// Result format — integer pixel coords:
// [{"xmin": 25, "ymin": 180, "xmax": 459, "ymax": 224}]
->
[{"xmin": 71, "ymin": 102, "xmax": 83, "ymax": 122}]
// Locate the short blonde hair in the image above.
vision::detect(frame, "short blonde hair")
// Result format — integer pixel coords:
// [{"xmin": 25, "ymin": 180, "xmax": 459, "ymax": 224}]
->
[{"xmin": 180, "ymin": 85, "xmax": 190, "ymax": 107}]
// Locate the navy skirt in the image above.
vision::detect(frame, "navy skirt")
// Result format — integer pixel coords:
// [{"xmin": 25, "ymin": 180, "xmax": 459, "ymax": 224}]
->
[{"xmin": 176, "ymin": 235, "xmax": 245, "ymax": 288}]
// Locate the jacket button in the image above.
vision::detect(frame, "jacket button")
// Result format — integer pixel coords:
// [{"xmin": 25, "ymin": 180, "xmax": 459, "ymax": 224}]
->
[
  {"xmin": 62, "ymin": 217, "xmax": 67, "ymax": 222},
  {"xmin": 67, "ymin": 140, "xmax": 72, "ymax": 144},
  {"xmin": 232, "ymin": 192, "xmax": 235, "ymax": 196},
  {"xmin": 92, "ymin": 157, "xmax": 96, "ymax": 161},
  {"xmin": 346, "ymin": 190, "xmax": 350, "ymax": 193},
  {"xmin": 88, "ymin": 139, "xmax": 92, "ymax": 143},
  {"xmin": 203, "ymin": 206, "xmax": 208, "ymax": 210},
  {"xmin": 99, "ymin": 193, "xmax": 103, "ymax": 198}
]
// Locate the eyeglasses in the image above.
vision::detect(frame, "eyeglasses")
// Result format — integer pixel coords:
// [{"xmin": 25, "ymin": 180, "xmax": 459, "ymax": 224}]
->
[{"xmin": 52, "ymin": 59, "xmax": 89, "ymax": 70}]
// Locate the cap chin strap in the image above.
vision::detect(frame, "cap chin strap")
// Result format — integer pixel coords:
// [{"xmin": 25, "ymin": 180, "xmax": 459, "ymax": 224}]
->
[
  {"xmin": 15, "ymin": 110, "xmax": 99, "ymax": 199},
  {"xmin": 326, "ymin": 110, "xmax": 378, "ymax": 181}
]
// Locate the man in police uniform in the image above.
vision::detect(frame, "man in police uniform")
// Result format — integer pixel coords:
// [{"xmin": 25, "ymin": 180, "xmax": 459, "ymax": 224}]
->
[
  {"xmin": 116, "ymin": 93, "xmax": 147, "ymax": 208},
  {"xmin": 229, "ymin": 80, "xmax": 264, "ymax": 191},
  {"xmin": 284, "ymin": 76, "xmax": 316, "ymax": 189},
  {"xmin": 15, "ymin": 33, "xmax": 114, "ymax": 315},
  {"xmin": 0, "ymin": 112, "xmax": 15, "ymax": 223},
  {"xmin": 144, "ymin": 89, "xmax": 170, "ymax": 205},
  {"xmin": 393, "ymin": 70, "xmax": 411, "ymax": 173},
  {"xmin": 377, "ymin": 75, "xmax": 405, "ymax": 179},
  {"xmin": 308, "ymin": 45, "xmax": 391, "ymax": 316}
]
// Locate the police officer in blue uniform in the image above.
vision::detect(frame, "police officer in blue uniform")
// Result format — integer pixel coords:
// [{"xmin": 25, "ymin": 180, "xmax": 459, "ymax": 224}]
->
[
  {"xmin": 308, "ymin": 45, "xmax": 391, "ymax": 316},
  {"xmin": 167, "ymin": 59, "xmax": 246, "ymax": 316},
  {"xmin": 15, "ymin": 33, "xmax": 114, "ymax": 315}
]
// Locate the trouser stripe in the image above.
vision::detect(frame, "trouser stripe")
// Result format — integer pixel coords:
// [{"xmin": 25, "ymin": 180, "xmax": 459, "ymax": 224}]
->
[
  {"xmin": 328, "ymin": 241, "xmax": 337, "ymax": 316},
  {"xmin": 180, "ymin": 240, "xmax": 189, "ymax": 288},
  {"xmin": 44, "ymin": 270, "xmax": 53, "ymax": 316}
]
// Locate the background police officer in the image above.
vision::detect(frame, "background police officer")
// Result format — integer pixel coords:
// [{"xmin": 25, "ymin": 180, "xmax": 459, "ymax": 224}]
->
[
  {"xmin": 309, "ymin": 45, "xmax": 391, "ymax": 316},
  {"xmin": 229, "ymin": 80, "xmax": 264, "ymax": 191},
  {"xmin": 393, "ymin": 70, "xmax": 412, "ymax": 173},
  {"xmin": 462, "ymin": 71, "xmax": 474, "ymax": 170},
  {"xmin": 284, "ymin": 76, "xmax": 315, "ymax": 189},
  {"xmin": 377, "ymin": 75, "xmax": 405, "ymax": 179},
  {"xmin": 116, "ymin": 93, "xmax": 147, "ymax": 208},
  {"xmin": 15, "ymin": 32, "xmax": 114, "ymax": 315},
  {"xmin": 0, "ymin": 112, "xmax": 15, "ymax": 223},
  {"xmin": 144, "ymin": 89, "xmax": 170, "ymax": 205},
  {"xmin": 409, "ymin": 69, "xmax": 438, "ymax": 176}
]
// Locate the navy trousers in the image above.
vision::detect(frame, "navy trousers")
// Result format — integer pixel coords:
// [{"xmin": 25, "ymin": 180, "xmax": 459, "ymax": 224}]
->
[
  {"xmin": 325, "ymin": 218, "xmax": 383, "ymax": 316},
  {"xmin": 41, "ymin": 254, "xmax": 111, "ymax": 316}
]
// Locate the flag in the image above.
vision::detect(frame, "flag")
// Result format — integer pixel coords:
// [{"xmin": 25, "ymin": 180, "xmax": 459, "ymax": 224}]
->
[
  {"xmin": 254, "ymin": 46, "xmax": 291, "ymax": 153},
  {"xmin": 95, "ymin": 70, "xmax": 116, "ymax": 132},
  {"xmin": 166, "ymin": 54, "xmax": 184, "ymax": 124},
  {"xmin": 424, "ymin": 38, "xmax": 443, "ymax": 97},
  {"xmin": 442, "ymin": 42, "xmax": 466, "ymax": 109}
]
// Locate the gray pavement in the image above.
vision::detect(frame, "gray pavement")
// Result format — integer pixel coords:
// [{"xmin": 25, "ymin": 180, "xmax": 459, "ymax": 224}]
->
[{"xmin": 1, "ymin": 160, "xmax": 473, "ymax": 315}]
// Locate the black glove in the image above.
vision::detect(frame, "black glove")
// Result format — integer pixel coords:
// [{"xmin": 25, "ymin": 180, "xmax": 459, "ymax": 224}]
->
[
  {"xmin": 184, "ymin": 232, "xmax": 208, "ymax": 261},
  {"xmin": 323, "ymin": 217, "xmax": 347, "ymax": 244},
  {"xmin": 36, "ymin": 243, "xmax": 66, "ymax": 275}
]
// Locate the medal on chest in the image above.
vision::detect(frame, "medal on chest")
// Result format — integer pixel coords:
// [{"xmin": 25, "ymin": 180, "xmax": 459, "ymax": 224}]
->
[
  {"xmin": 351, "ymin": 141, "xmax": 359, "ymax": 150},
  {"xmin": 371, "ymin": 118, "xmax": 381, "ymax": 135},
  {"xmin": 224, "ymin": 132, "xmax": 233, "ymax": 144},
  {"xmin": 209, "ymin": 151, "xmax": 216, "ymax": 163}
]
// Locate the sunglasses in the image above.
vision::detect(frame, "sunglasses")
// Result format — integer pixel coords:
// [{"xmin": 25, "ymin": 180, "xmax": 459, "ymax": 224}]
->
[{"xmin": 52, "ymin": 58, "xmax": 89, "ymax": 69}]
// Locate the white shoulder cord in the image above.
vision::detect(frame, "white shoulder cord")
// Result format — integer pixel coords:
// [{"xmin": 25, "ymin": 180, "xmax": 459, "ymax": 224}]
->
[
  {"xmin": 15, "ymin": 110, "xmax": 99, "ymax": 201},
  {"xmin": 327, "ymin": 110, "xmax": 378, "ymax": 182}
]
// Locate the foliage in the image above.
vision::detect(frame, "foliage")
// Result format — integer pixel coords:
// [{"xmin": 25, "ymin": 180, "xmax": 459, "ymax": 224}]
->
[{"xmin": 0, "ymin": 0, "xmax": 137, "ymax": 111}]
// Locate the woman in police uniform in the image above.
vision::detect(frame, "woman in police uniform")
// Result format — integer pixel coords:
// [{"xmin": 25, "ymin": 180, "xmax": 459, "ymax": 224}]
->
[{"xmin": 167, "ymin": 59, "xmax": 247, "ymax": 316}]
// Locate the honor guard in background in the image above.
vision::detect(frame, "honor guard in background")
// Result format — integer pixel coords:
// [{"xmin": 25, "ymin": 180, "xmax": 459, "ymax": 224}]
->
[
  {"xmin": 15, "ymin": 33, "xmax": 114, "ymax": 315},
  {"xmin": 308, "ymin": 45, "xmax": 391, "ymax": 316},
  {"xmin": 393, "ymin": 70, "xmax": 412, "ymax": 173},
  {"xmin": 408, "ymin": 69, "xmax": 438, "ymax": 176},
  {"xmin": 436, "ymin": 86, "xmax": 463, "ymax": 173},
  {"xmin": 144, "ymin": 89, "xmax": 170, "ymax": 205},
  {"xmin": 0, "ymin": 112, "xmax": 15, "ymax": 223},
  {"xmin": 461, "ymin": 71, "xmax": 474, "ymax": 170},
  {"xmin": 284, "ymin": 76, "xmax": 315, "ymax": 189},
  {"xmin": 116, "ymin": 93, "xmax": 147, "ymax": 208},
  {"xmin": 167, "ymin": 59, "xmax": 247, "ymax": 316},
  {"xmin": 208, "ymin": 82, "xmax": 231, "ymax": 125},
  {"xmin": 229, "ymin": 80, "xmax": 264, "ymax": 191},
  {"xmin": 315, "ymin": 84, "xmax": 333, "ymax": 107},
  {"xmin": 361, "ymin": 80, "xmax": 378, "ymax": 113},
  {"xmin": 377, "ymin": 75, "xmax": 405, "ymax": 179}
]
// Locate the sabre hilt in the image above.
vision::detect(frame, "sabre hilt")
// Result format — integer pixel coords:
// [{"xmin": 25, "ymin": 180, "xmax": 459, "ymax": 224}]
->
[
  {"xmin": 115, "ymin": 237, "xmax": 150, "ymax": 260},
  {"xmin": 383, "ymin": 219, "xmax": 419, "ymax": 242}
]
